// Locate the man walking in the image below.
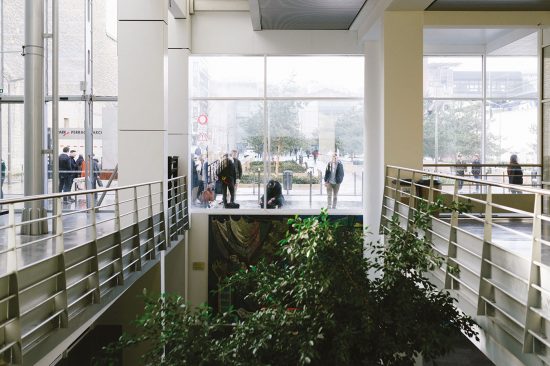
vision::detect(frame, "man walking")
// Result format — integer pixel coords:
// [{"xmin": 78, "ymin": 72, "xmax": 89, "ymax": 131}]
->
[
  {"xmin": 324, "ymin": 153, "xmax": 344, "ymax": 209},
  {"xmin": 59, "ymin": 147, "xmax": 74, "ymax": 202}
]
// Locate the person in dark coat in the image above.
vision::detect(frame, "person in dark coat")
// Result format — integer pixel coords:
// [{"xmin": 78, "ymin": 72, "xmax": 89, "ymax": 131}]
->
[
  {"xmin": 260, "ymin": 180, "xmax": 284, "ymax": 209},
  {"xmin": 324, "ymin": 153, "xmax": 344, "ymax": 209},
  {"xmin": 59, "ymin": 146, "xmax": 74, "ymax": 202},
  {"xmin": 216, "ymin": 154, "xmax": 236, "ymax": 207},
  {"xmin": 471, "ymin": 154, "xmax": 482, "ymax": 192},
  {"xmin": 507, "ymin": 154, "xmax": 523, "ymax": 194},
  {"xmin": 232, "ymin": 150, "xmax": 243, "ymax": 200},
  {"xmin": 1, "ymin": 160, "xmax": 5, "ymax": 199}
]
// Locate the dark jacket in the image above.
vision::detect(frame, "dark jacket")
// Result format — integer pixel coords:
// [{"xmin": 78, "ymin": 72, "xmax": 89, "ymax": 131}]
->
[
  {"xmin": 324, "ymin": 161, "xmax": 344, "ymax": 184},
  {"xmin": 217, "ymin": 157, "xmax": 236, "ymax": 185},
  {"xmin": 234, "ymin": 158, "xmax": 243, "ymax": 180},
  {"xmin": 59, "ymin": 153, "xmax": 72, "ymax": 178},
  {"xmin": 507, "ymin": 164, "xmax": 523, "ymax": 185},
  {"xmin": 471, "ymin": 158, "xmax": 481, "ymax": 177},
  {"xmin": 261, "ymin": 180, "xmax": 284, "ymax": 208}
]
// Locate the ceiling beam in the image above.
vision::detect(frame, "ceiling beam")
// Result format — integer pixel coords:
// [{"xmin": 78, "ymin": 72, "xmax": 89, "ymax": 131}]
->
[
  {"xmin": 249, "ymin": 0, "xmax": 261, "ymax": 30},
  {"xmin": 193, "ymin": 0, "xmax": 249, "ymax": 11}
]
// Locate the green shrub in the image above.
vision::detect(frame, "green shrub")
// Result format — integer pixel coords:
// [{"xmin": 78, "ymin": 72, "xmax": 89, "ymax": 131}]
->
[
  {"xmin": 97, "ymin": 200, "xmax": 477, "ymax": 365},
  {"xmin": 249, "ymin": 160, "xmax": 307, "ymax": 173}
]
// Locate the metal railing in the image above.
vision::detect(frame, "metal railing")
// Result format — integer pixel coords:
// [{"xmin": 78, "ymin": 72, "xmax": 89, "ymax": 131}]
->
[
  {"xmin": 382, "ymin": 166, "xmax": 550, "ymax": 365},
  {"xmin": 0, "ymin": 176, "xmax": 189, "ymax": 365},
  {"xmin": 424, "ymin": 163, "xmax": 543, "ymax": 192}
]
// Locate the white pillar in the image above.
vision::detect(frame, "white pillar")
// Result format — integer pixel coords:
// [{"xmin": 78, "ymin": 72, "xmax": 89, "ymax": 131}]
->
[
  {"xmin": 168, "ymin": 12, "xmax": 191, "ymax": 181},
  {"xmin": 118, "ymin": 1, "xmax": 168, "ymax": 186},
  {"xmin": 165, "ymin": 11, "xmax": 191, "ymax": 297},
  {"xmin": 364, "ymin": 38, "xmax": 384, "ymax": 240},
  {"xmin": 383, "ymin": 11, "xmax": 424, "ymax": 170}
]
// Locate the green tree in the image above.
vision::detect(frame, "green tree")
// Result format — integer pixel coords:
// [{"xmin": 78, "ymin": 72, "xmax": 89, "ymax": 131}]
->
[
  {"xmin": 241, "ymin": 80, "xmax": 307, "ymax": 174},
  {"xmin": 424, "ymin": 100, "xmax": 501, "ymax": 163},
  {"xmin": 97, "ymin": 202, "xmax": 478, "ymax": 366}
]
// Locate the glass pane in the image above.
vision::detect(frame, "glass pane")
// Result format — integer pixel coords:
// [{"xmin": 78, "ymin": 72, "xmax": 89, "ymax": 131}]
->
[
  {"xmin": 190, "ymin": 100, "xmax": 264, "ymax": 209},
  {"xmin": 544, "ymin": 47, "xmax": 550, "ymax": 100},
  {"xmin": 423, "ymin": 100, "xmax": 483, "ymax": 167},
  {"xmin": 45, "ymin": 102, "xmax": 85, "ymax": 194},
  {"xmin": 93, "ymin": 101, "xmax": 118, "ymax": 186},
  {"xmin": 486, "ymin": 100, "xmax": 538, "ymax": 164},
  {"xmin": 424, "ymin": 56, "xmax": 482, "ymax": 98},
  {"xmin": 58, "ymin": 0, "xmax": 85, "ymax": 95},
  {"xmin": 1, "ymin": 0, "xmax": 25, "ymax": 95},
  {"xmin": 0, "ymin": 103, "xmax": 24, "ymax": 198},
  {"xmin": 544, "ymin": 103, "xmax": 550, "ymax": 183},
  {"xmin": 267, "ymin": 56, "xmax": 364, "ymax": 98},
  {"xmin": 190, "ymin": 57, "xmax": 264, "ymax": 98},
  {"xmin": 93, "ymin": 0, "xmax": 118, "ymax": 96},
  {"xmin": 486, "ymin": 57, "xmax": 538, "ymax": 98},
  {"xmin": 268, "ymin": 100, "xmax": 363, "ymax": 210}
]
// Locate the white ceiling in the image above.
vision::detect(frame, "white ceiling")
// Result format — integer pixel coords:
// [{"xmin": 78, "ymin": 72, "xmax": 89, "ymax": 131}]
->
[
  {"xmin": 424, "ymin": 28, "xmax": 538, "ymax": 55},
  {"xmin": 427, "ymin": 0, "xmax": 550, "ymax": 11}
]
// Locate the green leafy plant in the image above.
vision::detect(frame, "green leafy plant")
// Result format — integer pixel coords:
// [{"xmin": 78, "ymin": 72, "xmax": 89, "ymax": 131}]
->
[{"xmin": 97, "ymin": 201, "xmax": 477, "ymax": 365}]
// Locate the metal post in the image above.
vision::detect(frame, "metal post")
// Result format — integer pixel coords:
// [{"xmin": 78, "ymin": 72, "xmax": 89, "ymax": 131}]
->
[
  {"xmin": 257, "ymin": 168, "xmax": 261, "ymax": 203},
  {"xmin": 309, "ymin": 170, "xmax": 312, "ymax": 207},
  {"xmin": 7, "ymin": 82, "xmax": 12, "ymax": 184},
  {"xmin": 23, "ymin": 0, "xmax": 47, "ymax": 234},
  {"xmin": 354, "ymin": 171, "xmax": 356, "ymax": 195},
  {"xmin": 0, "ymin": 0, "xmax": 3, "ymax": 197},
  {"xmin": 52, "ymin": 0, "xmax": 59, "ymax": 194},
  {"xmin": 84, "ymin": 0, "xmax": 93, "ymax": 207}
]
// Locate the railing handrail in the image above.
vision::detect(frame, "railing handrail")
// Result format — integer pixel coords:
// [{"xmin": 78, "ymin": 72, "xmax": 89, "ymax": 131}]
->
[
  {"xmin": 383, "ymin": 165, "xmax": 550, "ymax": 365},
  {"xmin": 424, "ymin": 163, "xmax": 541, "ymax": 168},
  {"xmin": 389, "ymin": 165, "xmax": 545, "ymax": 195},
  {"xmin": 0, "ymin": 175, "xmax": 187, "ymax": 205}
]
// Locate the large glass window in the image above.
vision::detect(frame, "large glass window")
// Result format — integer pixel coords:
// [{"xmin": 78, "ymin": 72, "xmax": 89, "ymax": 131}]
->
[
  {"xmin": 190, "ymin": 56, "xmax": 364, "ymax": 210},
  {"xmin": 0, "ymin": 0, "xmax": 118, "ymax": 199},
  {"xmin": 423, "ymin": 32, "xmax": 539, "ymax": 187}
]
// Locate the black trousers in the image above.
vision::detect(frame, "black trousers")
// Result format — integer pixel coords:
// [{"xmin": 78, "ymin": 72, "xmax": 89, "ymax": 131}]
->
[{"xmin": 222, "ymin": 179, "xmax": 235, "ymax": 204}]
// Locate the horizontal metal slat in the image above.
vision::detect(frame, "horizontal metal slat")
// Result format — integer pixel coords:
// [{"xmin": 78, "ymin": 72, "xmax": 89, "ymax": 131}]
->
[{"xmin": 21, "ymin": 308, "xmax": 65, "ymax": 340}]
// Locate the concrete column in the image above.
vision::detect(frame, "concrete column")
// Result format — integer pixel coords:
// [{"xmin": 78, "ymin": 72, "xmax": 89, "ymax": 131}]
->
[
  {"xmin": 165, "ymin": 11, "xmax": 191, "ymax": 297},
  {"xmin": 23, "ymin": 0, "xmax": 45, "ymax": 198},
  {"xmin": 168, "ymin": 12, "xmax": 191, "ymax": 182},
  {"xmin": 364, "ymin": 39, "xmax": 384, "ymax": 240},
  {"xmin": 22, "ymin": 0, "xmax": 47, "ymax": 235},
  {"xmin": 383, "ymin": 11, "xmax": 424, "ymax": 170},
  {"xmin": 118, "ymin": 1, "xmax": 168, "ymax": 186}
]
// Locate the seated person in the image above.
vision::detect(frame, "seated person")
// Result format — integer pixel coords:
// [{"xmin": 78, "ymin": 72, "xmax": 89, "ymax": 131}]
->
[{"xmin": 260, "ymin": 180, "xmax": 284, "ymax": 209}]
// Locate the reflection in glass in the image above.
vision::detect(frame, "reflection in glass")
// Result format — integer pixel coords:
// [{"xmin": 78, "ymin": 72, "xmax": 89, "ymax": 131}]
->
[
  {"xmin": 423, "ymin": 100, "xmax": 483, "ymax": 164},
  {"xmin": 190, "ymin": 57, "xmax": 264, "ymax": 98},
  {"xmin": 423, "ymin": 56, "xmax": 482, "ymax": 98},
  {"xmin": 1, "ymin": 0, "xmax": 25, "ymax": 95},
  {"xmin": 93, "ymin": 101, "xmax": 118, "ymax": 184},
  {"xmin": 190, "ymin": 100, "xmax": 264, "ymax": 208},
  {"xmin": 486, "ymin": 100, "xmax": 538, "ymax": 163},
  {"xmin": 267, "ymin": 100, "xmax": 363, "ymax": 209},
  {"xmin": 0, "ymin": 104, "xmax": 24, "ymax": 196},
  {"xmin": 544, "ymin": 47, "xmax": 550, "ymax": 100},
  {"xmin": 93, "ymin": 0, "xmax": 118, "ymax": 96},
  {"xmin": 189, "ymin": 56, "xmax": 364, "ymax": 210},
  {"xmin": 58, "ymin": 0, "xmax": 85, "ymax": 95},
  {"xmin": 267, "ymin": 56, "xmax": 364, "ymax": 98},
  {"xmin": 486, "ymin": 57, "xmax": 537, "ymax": 99}
]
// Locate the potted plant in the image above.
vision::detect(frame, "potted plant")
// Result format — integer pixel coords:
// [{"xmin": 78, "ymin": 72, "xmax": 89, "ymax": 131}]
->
[{"xmin": 96, "ymin": 200, "xmax": 477, "ymax": 365}]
